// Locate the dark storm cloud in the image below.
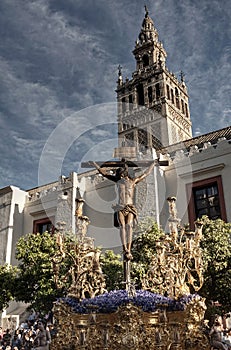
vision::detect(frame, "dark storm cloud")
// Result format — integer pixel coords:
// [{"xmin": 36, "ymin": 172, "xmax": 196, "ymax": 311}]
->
[{"xmin": 0, "ymin": 0, "xmax": 230, "ymax": 189}]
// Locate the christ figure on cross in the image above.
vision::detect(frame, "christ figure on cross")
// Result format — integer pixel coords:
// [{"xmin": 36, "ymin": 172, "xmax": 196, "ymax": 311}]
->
[{"xmin": 90, "ymin": 160, "xmax": 155, "ymax": 260}]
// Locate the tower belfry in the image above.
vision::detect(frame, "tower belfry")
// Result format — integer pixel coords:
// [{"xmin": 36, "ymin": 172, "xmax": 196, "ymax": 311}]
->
[{"xmin": 116, "ymin": 7, "xmax": 192, "ymax": 150}]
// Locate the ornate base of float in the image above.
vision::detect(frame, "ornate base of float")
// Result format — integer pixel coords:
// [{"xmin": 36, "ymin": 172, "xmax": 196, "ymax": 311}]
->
[
  {"xmin": 50, "ymin": 294, "xmax": 210, "ymax": 350},
  {"xmin": 51, "ymin": 197, "xmax": 210, "ymax": 349}
]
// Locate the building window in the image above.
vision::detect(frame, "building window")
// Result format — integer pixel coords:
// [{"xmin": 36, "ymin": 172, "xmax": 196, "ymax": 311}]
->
[
  {"xmin": 148, "ymin": 86, "xmax": 153, "ymax": 103},
  {"xmin": 129, "ymin": 94, "xmax": 133, "ymax": 111},
  {"xmin": 187, "ymin": 176, "xmax": 227, "ymax": 228},
  {"xmin": 185, "ymin": 103, "xmax": 189, "ymax": 118},
  {"xmin": 122, "ymin": 123, "xmax": 128, "ymax": 131},
  {"xmin": 166, "ymin": 85, "xmax": 170, "ymax": 100},
  {"xmin": 175, "ymin": 88, "xmax": 180, "ymax": 109},
  {"xmin": 124, "ymin": 132, "xmax": 134, "ymax": 146},
  {"xmin": 33, "ymin": 218, "xmax": 54, "ymax": 234},
  {"xmin": 122, "ymin": 97, "xmax": 126, "ymax": 113},
  {"xmin": 171, "ymin": 89, "xmax": 174, "ymax": 104},
  {"xmin": 138, "ymin": 128, "xmax": 148, "ymax": 149},
  {"xmin": 156, "ymin": 83, "xmax": 160, "ymax": 99},
  {"xmin": 194, "ymin": 184, "xmax": 220, "ymax": 218},
  {"xmin": 137, "ymin": 84, "xmax": 144, "ymax": 106},
  {"xmin": 181, "ymin": 99, "xmax": 185, "ymax": 113},
  {"xmin": 142, "ymin": 54, "xmax": 149, "ymax": 67}
]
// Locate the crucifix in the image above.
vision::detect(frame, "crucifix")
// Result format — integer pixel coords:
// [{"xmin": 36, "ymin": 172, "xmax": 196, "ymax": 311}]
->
[{"xmin": 81, "ymin": 156, "xmax": 168, "ymax": 292}]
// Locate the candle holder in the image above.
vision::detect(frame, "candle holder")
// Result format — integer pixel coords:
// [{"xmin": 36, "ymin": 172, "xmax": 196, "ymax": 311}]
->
[{"xmin": 142, "ymin": 197, "xmax": 204, "ymax": 298}]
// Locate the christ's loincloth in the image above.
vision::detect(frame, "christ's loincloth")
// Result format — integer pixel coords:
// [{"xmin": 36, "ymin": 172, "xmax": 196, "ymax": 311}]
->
[{"xmin": 113, "ymin": 204, "xmax": 138, "ymax": 228}]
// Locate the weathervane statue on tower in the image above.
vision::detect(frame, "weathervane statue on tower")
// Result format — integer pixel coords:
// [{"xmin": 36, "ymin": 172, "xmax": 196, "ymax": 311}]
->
[{"xmin": 144, "ymin": 4, "xmax": 149, "ymax": 16}]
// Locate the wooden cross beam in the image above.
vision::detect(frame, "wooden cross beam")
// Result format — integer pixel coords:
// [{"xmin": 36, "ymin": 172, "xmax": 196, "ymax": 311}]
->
[{"xmin": 81, "ymin": 158, "xmax": 168, "ymax": 168}]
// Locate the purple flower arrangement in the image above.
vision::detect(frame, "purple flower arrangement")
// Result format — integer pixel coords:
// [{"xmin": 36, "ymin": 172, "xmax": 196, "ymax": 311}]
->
[{"xmin": 60, "ymin": 290, "xmax": 197, "ymax": 314}]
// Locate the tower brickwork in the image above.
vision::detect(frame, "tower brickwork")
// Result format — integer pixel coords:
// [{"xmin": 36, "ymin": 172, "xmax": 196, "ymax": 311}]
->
[{"xmin": 116, "ymin": 7, "xmax": 192, "ymax": 150}]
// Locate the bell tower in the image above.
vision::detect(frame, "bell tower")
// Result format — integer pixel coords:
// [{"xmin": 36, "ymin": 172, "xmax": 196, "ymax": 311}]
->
[{"xmin": 116, "ymin": 7, "xmax": 192, "ymax": 150}]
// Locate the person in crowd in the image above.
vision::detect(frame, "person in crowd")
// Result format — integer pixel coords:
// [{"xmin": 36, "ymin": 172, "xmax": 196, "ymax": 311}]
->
[
  {"xmin": 0, "ymin": 339, "xmax": 7, "ymax": 349},
  {"xmin": 0, "ymin": 327, "xmax": 3, "ymax": 341},
  {"xmin": 223, "ymin": 328, "xmax": 231, "ymax": 348},
  {"xmin": 210, "ymin": 320, "xmax": 231, "ymax": 350},
  {"xmin": 44, "ymin": 312, "xmax": 53, "ymax": 326},
  {"xmin": 46, "ymin": 324, "xmax": 56, "ymax": 340},
  {"xmin": 11, "ymin": 333, "xmax": 22, "ymax": 350},
  {"xmin": 2, "ymin": 330, "xmax": 11, "ymax": 347},
  {"xmin": 32, "ymin": 321, "xmax": 51, "ymax": 350},
  {"xmin": 22, "ymin": 329, "xmax": 35, "ymax": 350}
]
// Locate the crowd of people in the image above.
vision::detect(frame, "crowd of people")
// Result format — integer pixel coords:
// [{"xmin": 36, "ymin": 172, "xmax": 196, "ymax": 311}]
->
[{"xmin": 0, "ymin": 311, "xmax": 55, "ymax": 350}]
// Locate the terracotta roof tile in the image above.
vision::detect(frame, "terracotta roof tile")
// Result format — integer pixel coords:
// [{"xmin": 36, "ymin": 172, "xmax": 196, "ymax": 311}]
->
[{"xmin": 161, "ymin": 126, "xmax": 231, "ymax": 153}]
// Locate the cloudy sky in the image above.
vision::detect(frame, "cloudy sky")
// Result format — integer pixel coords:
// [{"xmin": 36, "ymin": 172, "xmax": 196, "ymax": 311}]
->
[{"xmin": 0, "ymin": 0, "xmax": 230, "ymax": 190}]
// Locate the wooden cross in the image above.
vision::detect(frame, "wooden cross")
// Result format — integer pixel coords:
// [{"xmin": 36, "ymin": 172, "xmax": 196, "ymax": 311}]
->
[
  {"xmin": 81, "ymin": 157, "xmax": 168, "ymax": 294},
  {"xmin": 81, "ymin": 158, "xmax": 168, "ymax": 169}
]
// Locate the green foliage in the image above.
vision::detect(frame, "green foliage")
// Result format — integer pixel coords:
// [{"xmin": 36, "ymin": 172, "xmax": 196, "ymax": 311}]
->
[
  {"xmin": 132, "ymin": 217, "xmax": 165, "ymax": 264},
  {"xmin": 131, "ymin": 217, "xmax": 165, "ymax": 287},
  {"xmin": 99, "ymin": 219, "xmax": 165, "ymax": 290},
  {"xmin": 100, "ymin": 250, "xmax": 123, "ymax": 291},
  {"xmin": 130, "ymin": 216, "xmax": 231, "ymax": 312},
  {"xmin": 0, "ymin": 264, "xmax": 18, "ymax": 311},
  {"xmin": 130, "ymin": 262, "xmax": 147, "ymax": 289},
  {"xmin": 15, "ymin": 231, "xmax": 74, "ymax": 314},
  {"xmin": 199, "ymin": 216, "xmax": 231, "ymax": 313}
]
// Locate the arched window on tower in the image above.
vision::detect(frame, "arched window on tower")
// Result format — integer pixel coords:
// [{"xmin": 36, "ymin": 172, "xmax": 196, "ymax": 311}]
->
[
  {"xmin": 122, "ymin": 97, "xmax": 126, "ymax": 113},
  {"xmin": 156, "ymin": 83, "xmax": 160, "ymax": 99},
  {"xmin": 137, "ymin": 84, "xmax": 145, "ymax": 106},
  {"xmin": 138, "ymin": 128, "xmax": 148, "ymax": 150},
  {"xmin": 148, "ymin": 86, "xmax": 153, "ymax": 104},
  {"xmin": 181, "ymin": 99, "xmax": 185, "ymax": 114},
  {"xmin": 129, "ymin": 94, "xmax": 133, "ymax": 111},
  {"xmin": 171, "ymin": 89, "xmax": 174, "ymax": 104},
  {"xmin": 175, "ymin": 88, "xmax": 180, "ymax": 109},
  {"xmin": 142, "ymin": 54, "xmax": 149, "ymax": 67},
  {"xmin": 185, "ymin": 103, "xmax": 189, "ymax": 118},
  {"xmin": 124, "ymin": 132, "xmax": 134, "ymax": 147},
  {"xmin": 166, "ymin": 85, "xmax": 170, "ymax": 100}
]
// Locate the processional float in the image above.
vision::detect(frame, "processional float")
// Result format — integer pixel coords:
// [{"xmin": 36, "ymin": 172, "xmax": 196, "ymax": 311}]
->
[{"xmin": 50, "ymin": 148, "xmax": 210, "ymax": 350}]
